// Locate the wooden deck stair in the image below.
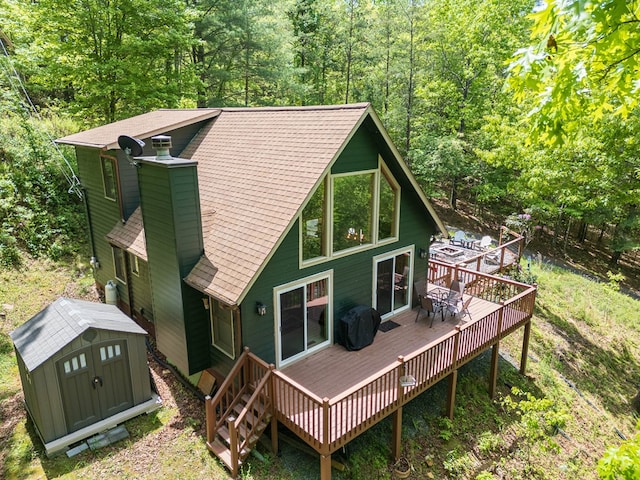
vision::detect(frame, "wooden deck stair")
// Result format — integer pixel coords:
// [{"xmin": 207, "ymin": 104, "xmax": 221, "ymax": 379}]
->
[
  {"xmin": 205, "ymin": 348, "xmax": 275, "ymax": 478},
  {"xmin": 207, "ymin": 392, "xmax": 271, "ymax": 473}
]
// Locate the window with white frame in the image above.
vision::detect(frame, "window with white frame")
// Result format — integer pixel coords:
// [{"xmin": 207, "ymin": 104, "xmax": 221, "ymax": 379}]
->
[
  {"xmin": 129, "ymin": 253, "xmax": 139, "ymax": 276},
  {"xmin": 300, "ymin": 158, "xmax": 400, "ymax": 265},
  {"xmin": 210, "ymin": 299, "xmax": 235, "ymax": 359}
]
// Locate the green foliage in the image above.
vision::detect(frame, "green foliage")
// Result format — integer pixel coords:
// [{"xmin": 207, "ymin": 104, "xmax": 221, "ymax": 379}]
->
[
  {"xmin": 509, "ymin": 0, "xmax": 640, "ymax": 142},
  {"xmin": 0, "ymin": 113, "xmax": 86, "ymax": 267},
  {"xmin": 442, "ymin": 448, "xmax": 475, "ymax": 477},
  {"xmin": 502, "ymin": 387, "xmax": 568, "ymax": 458},
  {"xmin": 438, "ymin": 416, "xmax": 455, "ymax": 441},
  {"xmin": 598, "ymin": 421, "xmax": 640, "ymax": 480}
]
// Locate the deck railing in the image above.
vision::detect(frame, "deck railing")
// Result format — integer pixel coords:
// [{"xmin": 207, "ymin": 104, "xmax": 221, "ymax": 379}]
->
[
  {"xmin": 446, "ymin": 226, "xmax": 524, "ymax": 274},
  {"xmin": 205, "ymin": 347, "xmax": 271, "ymax": 446},
  {"xmin": 271, "ymin": 263, "xmax": 537, "ymax": 456}
]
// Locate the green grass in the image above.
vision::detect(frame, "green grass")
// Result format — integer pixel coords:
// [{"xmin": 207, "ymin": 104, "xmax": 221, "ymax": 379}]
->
[{"xmin": 1, "ymin": 258, "xmax": 639, "ymax": 479}]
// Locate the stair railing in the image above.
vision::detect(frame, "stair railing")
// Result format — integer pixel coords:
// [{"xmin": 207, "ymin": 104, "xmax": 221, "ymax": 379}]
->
[
  {"xmin": 205, "ymin": 347, "xmax": 271, "ymax": 445},
  {"xmin": 228, "ymin": 364, "xmax": 274, "ymax": 469}
]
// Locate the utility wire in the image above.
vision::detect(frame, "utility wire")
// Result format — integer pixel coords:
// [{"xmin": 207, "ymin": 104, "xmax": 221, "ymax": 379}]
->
[{"xmin": 0, "ymin": 37, "xmax": 83, "ymax": 198}]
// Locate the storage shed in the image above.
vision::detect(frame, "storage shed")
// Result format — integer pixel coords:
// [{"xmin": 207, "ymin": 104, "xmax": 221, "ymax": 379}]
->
[{"xmin": 10, "ymin": 297, "xmax": 161, "ymax": 456}]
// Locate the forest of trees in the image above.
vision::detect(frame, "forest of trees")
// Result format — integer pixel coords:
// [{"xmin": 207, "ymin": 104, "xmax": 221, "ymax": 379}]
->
[{"xmin": 0, "ymin": 0, "xmax": 638, "ymax": 269}]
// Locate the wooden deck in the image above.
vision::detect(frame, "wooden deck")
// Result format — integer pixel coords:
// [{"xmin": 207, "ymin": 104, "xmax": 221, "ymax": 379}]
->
[
  {"xmin": 205, "ymin": 260, "xmax": 536, "ymax": 479},
  {"xmin": 280, "ymin": 292, "xmax": 500, "ymax": 399}
]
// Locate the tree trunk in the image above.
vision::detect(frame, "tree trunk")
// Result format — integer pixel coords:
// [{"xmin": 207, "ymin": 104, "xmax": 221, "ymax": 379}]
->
[
  {"xmin": 404, "ymin": 6, "xmax": 415, "ymax": 158},
  {"xmin": 578, "ymin": 221, "xmax": 587, "ymax": 243},
  {"xmin": 450, "ymin": 178, "xmax": 458, "ymax": 210},
  {"xmin": 562, "ymin": 217, "xmax": 572, "ymax": 254}
]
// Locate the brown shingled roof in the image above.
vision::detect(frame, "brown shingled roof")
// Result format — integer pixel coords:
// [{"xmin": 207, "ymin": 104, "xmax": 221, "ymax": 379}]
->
[
  {"xmin": 182, "ymin": 104, "xmax": 371, "ymax": 305},
  {"xmin": 56, "ymin": 109, "xmax": 220, "ymax": 149},
  {"xmin": 106, "ymin": 207, "xmax": 148, "ymax": 261}
]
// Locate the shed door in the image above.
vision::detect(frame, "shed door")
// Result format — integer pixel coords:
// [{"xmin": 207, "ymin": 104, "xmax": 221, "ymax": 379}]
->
[{"xmin": 57, "ymin": 340, "xmax": 133, "ymax": 433}]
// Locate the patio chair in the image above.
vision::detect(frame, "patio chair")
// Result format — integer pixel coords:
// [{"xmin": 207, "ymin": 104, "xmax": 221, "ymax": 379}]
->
[
  {"xmin": 479, "ymin": 235, "xmax": 492, "ymax": 250},
  {"xmin": 450, "ymin": 279, "xmax": 465, "ymax": 295},
  {"xmin": 415, "ymin": 294, "xmax": 443, "ymax": 327},
  {"xmin": 446, "ymin": 296, "xmax": 472, "ymax": 322},
  {"xmin": 451, "ymin": 230, "xmax": 467, "ymax": 246}
]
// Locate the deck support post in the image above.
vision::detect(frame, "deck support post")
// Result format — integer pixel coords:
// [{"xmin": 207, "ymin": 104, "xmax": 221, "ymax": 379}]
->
[
  {"xmin": 392, "ymin": 355, "xmax": 406, "ymax": 460},
  {"xmin": 489, "ymin": 343, "xmax": 500, "ymax": 398},
  {"xmin": 520, "ymin": 320, "xmax": 531, "ymax": 375},
  {"xmin": 320, "ymin": 454, "xmax": 332, "ymax": 480},
  {"xmin": 446, "ymin": 369, "xmax": 458, "ymax": 420},
  {"xmin": 391, "ymin": 406, "xmax": 403, "ymax": 461},
  {"xmin": 268, "ymin": 364, "xmax": 278, "ymax": 455}
]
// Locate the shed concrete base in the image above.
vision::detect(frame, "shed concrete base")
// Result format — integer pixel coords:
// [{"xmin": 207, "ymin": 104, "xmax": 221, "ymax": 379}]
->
[{"xmin": 40, "ymin": 393, "xmax": 162, "ymax": 457}]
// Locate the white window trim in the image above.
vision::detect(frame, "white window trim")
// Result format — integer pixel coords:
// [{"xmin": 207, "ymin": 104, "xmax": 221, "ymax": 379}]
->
[
  {"xmin": 377, "ymin": 161, "xmax": 401, "ymax": 245},
  {"xmin": 300, "ymin": 158, "xmax": 401, "ymax": 268},
  {"xmin": 273, "ymin": 270, "xmax": 333, "ymax": 368},
  {"xmin": 372, "ymin": 245, "xmax": 414, "ymax": 320},
  {"xmin": 210, "ymin": 298, "xmax": 236, "ymax": 359},
  {"xmin": 129, "ymin": 253, "xmax": 140, "ymax": 277},
  {"xmin": 112, "ymin": 246, "xmax": 127, "ymax": 284}
]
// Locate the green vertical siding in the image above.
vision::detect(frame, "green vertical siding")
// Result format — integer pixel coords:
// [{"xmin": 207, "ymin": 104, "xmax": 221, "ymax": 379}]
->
[
  {"xmin": 137, "ymin": 159, "xmax": 209, "ymax": 375},
  {"xmin": 128, "ymin": 259, "xmax": 154, "ymax": 321},
  {"xmin": 235, "ymin": 126, "xmax": 437, "ymax": 368},
  {"xmin": 76, "ymin": 147, "xmax": 130, "ymax": 306}
]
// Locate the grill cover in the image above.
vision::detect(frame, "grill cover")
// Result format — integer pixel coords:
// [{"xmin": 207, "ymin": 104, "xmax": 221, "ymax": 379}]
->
[{"xmin": 338, "ymin": 305, "xmax": 381, "ymax": 351}]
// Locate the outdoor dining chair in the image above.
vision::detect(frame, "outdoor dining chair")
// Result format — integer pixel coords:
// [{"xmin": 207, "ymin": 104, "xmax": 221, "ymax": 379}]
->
[
  {"xmin": 446, "ymin": 296, "xmax": 472, "ymax": 322},
  {"xmin": 415, "ymin": 294, "xmax": 444, "ymax": 327}
]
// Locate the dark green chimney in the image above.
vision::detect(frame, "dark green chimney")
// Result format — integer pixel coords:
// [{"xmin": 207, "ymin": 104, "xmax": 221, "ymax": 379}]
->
[{"xmin": 136, "ymin": 136, "xmax": 209, "ymax": 375}]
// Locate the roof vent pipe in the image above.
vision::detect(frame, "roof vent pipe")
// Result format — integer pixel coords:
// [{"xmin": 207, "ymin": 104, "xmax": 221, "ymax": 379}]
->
[{"xmin": 151, "ymin": 135, "xmax": 172, "ymax": 160}]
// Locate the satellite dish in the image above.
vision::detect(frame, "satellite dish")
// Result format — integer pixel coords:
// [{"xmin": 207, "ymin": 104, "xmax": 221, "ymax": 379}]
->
[{"xmin": 118, "ymin": 135, "xmax": 145, "ymax": 157}]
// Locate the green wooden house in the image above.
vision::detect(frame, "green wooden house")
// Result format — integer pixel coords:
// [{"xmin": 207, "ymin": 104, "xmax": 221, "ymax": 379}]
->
[{"xmin": 56, "ymin": 104, "xmax": 448, "ymax": 379}]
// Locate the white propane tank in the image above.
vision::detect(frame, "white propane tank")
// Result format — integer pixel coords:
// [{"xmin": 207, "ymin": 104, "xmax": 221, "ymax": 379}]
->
[{"xmin": 105, "ymin": 280, "xmax": 118, "ymax": 305}]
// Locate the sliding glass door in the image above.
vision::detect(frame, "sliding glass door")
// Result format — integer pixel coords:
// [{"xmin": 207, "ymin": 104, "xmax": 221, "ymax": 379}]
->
[
  {"xmin": 276, "ymin": 272, "xmax": 332, "ymax": 367},
  {"xmin": 374, "ymin": 248, "xmax": 412, "ymax": 319}
]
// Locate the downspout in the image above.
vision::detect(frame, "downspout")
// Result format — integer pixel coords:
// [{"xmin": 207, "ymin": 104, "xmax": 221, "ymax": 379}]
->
[
  {"xmin": 81, "ymin": 185, "xmax": 98, "ymax": 268},
  {"xmin": 100, "ymin": 150, "xmax": 126, "ymax": 223}
]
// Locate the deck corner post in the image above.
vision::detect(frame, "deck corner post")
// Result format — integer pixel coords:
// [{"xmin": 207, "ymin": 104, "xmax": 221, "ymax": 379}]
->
[
  {"xmin": 489, "ymin": 343, "xmax": 500, "ymax": 399},
  {"xmin": 204, "ymin": 395, "xmax": 213, "ymax": 443},
  {"xmin": 320, "ymin": 453, "xmax": 332, "ymax": 480},
  {"xmin": 446, "ymin": 369, "xmax": 458, "ymax": 420},
  {"xmin": 268, "ymin": 364, "xmax": 278, "ymax": 455},
  {"xmin": 520, "ymin": 320, "xmax": 532, "ymax": 375},
  {"xmin": 322, "ymin": 397, "xmax": 330, "ymax": 455}
]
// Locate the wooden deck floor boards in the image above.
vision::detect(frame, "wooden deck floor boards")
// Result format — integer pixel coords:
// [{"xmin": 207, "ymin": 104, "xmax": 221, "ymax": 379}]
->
[{"xmin": 281, "ymin": 295, "xmax": 501, "ymax": 400}]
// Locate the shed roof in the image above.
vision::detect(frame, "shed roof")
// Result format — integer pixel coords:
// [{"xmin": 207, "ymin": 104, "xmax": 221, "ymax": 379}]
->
[
  {"xmin": 56, "ymin": 109, "xmax": 220, "ymax": 150},
  {"xmin": 10, "ymin": 298, "xmax": 147, "ymax": 372}
]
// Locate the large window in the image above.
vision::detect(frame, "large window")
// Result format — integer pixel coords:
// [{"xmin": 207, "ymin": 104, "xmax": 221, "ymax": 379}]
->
[
  {"xmin": 300, "ymin": 159, "xmax": 400, "ymax": 265},
  {"xmin": 378, "ymin": 166, "xmax": 399, "ymax": 241},
  {"xmin": 101, "ymin": 156, "xmax": 117, "ymax": 201},
  {"xmin": 301, "ymin": 178, "xmax": 326, "ymax": 261},
  {"xmin": 332, "ymin": 172, "xmax": 374, "ymax": 253},
  {"xmin": 210, "ymin": 299, "xmax": 235, "ymax": 359},
  {"xmin": 275, "ymin": 272, "xmax": 331, "ymax": 367}
]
